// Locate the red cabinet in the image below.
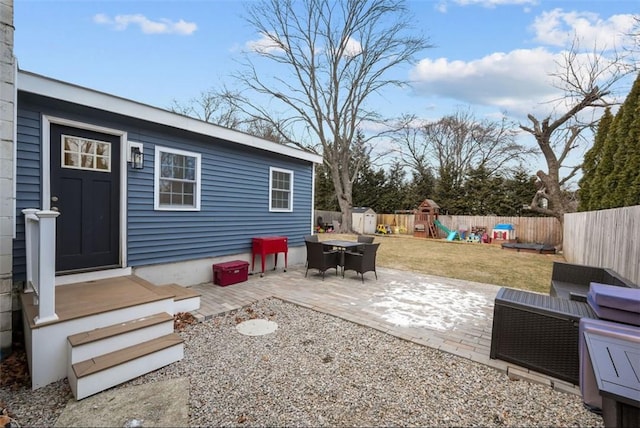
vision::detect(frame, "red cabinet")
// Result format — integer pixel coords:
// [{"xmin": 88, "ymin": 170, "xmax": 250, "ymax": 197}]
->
[{"xmin": 252, "ymin": 236, "xmax": 288, "ymax": 277}]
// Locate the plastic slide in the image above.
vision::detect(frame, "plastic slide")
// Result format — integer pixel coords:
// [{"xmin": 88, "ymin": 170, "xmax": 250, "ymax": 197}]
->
[{"xmin": 433, "ymin": 219, "xmax": 459, "ymax": 241}]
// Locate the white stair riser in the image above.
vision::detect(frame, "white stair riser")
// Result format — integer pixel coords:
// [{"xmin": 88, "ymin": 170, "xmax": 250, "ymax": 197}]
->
[
  {"xmin": 68, "ymin": 321, "xmax": 175, "ymax": 364},
  {"xmin": 29, "ymin": 298, "xmax": 174, "ymax": 390},
  {"xmin": 174, "ymin": 296, "xmax": 201, "ymax": 313},
  {"xmin": 69, "ymin": 344, "xmax": 184, "ymax": 400}
]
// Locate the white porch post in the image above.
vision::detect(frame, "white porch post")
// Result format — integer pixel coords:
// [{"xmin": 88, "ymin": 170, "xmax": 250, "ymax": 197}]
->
[
  {"xmin": 34, "ymin": 210, "xmax": 60, "ymax": 325},
  {"xmin": 21, "ymin": 208, "xmax": 39, "ymax": 294}
]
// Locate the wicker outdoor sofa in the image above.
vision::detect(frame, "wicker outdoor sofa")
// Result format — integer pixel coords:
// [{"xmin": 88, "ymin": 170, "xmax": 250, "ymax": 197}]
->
[
  {"xmin": 490, "ymin": 262, "xmax": 638, "ymax": 385},
  {"xmin": 550, "ymin": 261, "xmax": 637, "ymax": 300}
]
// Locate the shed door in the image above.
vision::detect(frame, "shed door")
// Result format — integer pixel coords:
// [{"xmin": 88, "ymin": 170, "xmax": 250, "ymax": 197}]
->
[
  {"xmin": 50, "ymin": 124, "xmax": 121, "ymax": 273},
  {"xmin": 364, "ymin": 213, "xmax": 376, "ymax": 234}
]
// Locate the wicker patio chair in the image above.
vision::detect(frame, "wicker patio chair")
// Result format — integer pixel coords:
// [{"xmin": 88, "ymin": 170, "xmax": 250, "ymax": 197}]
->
[
  {"xmin": 350, "ymin": 235, "xmax": 374, "ymax": 254},
  {"xmin": 305, "ymin": 240, "xmax": 340, "ymax": 279},
  {"xmin": 490, "ymin": 287, "xmax": 597, "ymax": 384},
  {"xmin": 343, "ymin": 243, "xmax": 380, "ymax": 283}
]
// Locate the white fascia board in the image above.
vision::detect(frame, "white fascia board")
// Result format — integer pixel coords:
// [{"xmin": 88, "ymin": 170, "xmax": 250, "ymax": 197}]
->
[{"xmin": 17, "ymin": 70, "xmax": 323, "ymax": 165}]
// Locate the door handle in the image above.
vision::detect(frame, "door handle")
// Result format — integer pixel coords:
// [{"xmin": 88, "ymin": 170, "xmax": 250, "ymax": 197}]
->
[
  {"xmin": 51, "ymin": 207, "xmax": 59, "ymax": 212},
  {"xmin": 51, "ymin": 196, "xmax": 59, "ymax": 202}
]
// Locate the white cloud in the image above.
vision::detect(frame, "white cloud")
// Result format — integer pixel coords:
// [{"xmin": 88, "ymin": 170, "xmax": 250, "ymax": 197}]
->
[
  {"xmin": 409, "ymin": 47, "xmax": 561, "ymax": 115},
  {"xmin": 435, "ymin": 2, "xmax": 448, "ymax": 13},
  {"xmin": 245, "ymin": 32, "xmax": 283, "ymax": 54},
  {"xmin": 410, "ymin": 9, "xmax": 635, "ymax": 119},
  {"xmin": 93, "ymin": 13, "xmax": 197, "ymax": 35},
  {"xmin": 343, "ymin": 36, "xmax": 362, "ymax": 58},
  {"xmin": 246, "ymin": 32, "xmax": 361, "ymax": 59},
  {"xmin": 531, "ymin": 9, "xmax": 636, "ymax": 50}
]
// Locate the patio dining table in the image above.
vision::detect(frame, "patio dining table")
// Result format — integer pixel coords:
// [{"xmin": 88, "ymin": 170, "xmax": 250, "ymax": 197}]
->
[{"xmin": 322, "ymin": 240, "xmax": 362, "ymax": 267}]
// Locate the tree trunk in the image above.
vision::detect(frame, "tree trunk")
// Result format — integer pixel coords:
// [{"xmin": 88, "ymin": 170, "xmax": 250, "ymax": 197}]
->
[{"xmin": 331, "ymin": 163, "xmax": 353, "ymax": 233}]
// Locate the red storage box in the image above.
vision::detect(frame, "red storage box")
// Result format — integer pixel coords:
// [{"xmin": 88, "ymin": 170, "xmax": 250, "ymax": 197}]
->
[{"xmin": 212, "ymin": 260, "xmax": 249, "ymax": 286}]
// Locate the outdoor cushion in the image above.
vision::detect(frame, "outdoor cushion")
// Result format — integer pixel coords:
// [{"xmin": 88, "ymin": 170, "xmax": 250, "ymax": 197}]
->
[
  {"xmin": 588, "ymin": 282, "xmax": 640, "ymax": 313},
  {"xmin": 587, "ymin": 294, "xmax": 640, "ymax": 326}
]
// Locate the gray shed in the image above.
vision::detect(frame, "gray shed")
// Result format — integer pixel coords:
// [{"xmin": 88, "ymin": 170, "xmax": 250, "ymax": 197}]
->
[{"xmin": 352, "ymin": 207, "xmax": 377, "ymax": 235}]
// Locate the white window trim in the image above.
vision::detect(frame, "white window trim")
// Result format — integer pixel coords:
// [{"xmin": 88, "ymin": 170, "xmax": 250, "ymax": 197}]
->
[
  {"xmin": 154, "ymin": 145, "xmax": 202, "ymax": 211},
  {"xmin": 269, "ymin": 167, "xmax": 294, "ymax": 212}
]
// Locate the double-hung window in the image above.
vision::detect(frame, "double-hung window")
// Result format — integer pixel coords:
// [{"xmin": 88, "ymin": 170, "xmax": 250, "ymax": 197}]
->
[
  {"xmin": 269, "ymin": 167, "xmax": 293, "ymax": 212},
  {"xmin": 154, "ymin": 146, "xmax": 201, "ymax": 211}
]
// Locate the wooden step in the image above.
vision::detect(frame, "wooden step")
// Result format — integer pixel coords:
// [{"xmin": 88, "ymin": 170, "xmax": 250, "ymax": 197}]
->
[
  {"xmin": 69, "ymin": 333, "xmax": 184, "ymax": 400},
  {"xmin": 72, "ymin": 333, "xmax": 183, "ymax": 378},
  {"xmin": 67, "ymin": 313, "xmax": 175, "ymax": 365},
  {"xmin": 128, "ymin": 277, "xmax": 201, "ymax": 313},
  {"xmin": 159, "ymin": 283, "xmax": 201, "ymax": 302},
  {"xmin": 68, "ymin": 313, "xmax": 173, "ymax": 347}
]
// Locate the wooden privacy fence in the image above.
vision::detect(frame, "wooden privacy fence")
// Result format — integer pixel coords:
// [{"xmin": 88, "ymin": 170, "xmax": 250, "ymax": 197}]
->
[
  {"xmin": 564, "ymin": 205, "xmax": 640, "ymax": 285},
  {"xmin": 377, "ymin": 213, "xmax": 562, "ymax": 245},
  {"xmin": 316, "ymin": 205, "xmax": 639, "ymax": 284},
  {"xmin": 315, "ymin": 210, "xmax": 343, "ymax": 227}
]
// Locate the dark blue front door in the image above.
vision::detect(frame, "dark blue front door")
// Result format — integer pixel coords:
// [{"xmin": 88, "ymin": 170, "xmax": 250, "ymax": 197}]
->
[{"xmin": 50, "ymin": 124, "xmax": 120, "ymax": 273}]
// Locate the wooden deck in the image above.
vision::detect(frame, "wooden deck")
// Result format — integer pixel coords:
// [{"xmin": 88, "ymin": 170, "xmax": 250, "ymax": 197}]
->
[{"xmin": 21, "ymin": 276, "xmax": 194, "ymax": 329}]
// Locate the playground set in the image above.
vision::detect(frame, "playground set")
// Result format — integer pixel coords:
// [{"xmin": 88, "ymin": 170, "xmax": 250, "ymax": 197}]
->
[
  {"xmin": 410, "ymin": 199, "xmax": 504, "ymax": 243},
  {"xmin": 412, "ymin": 199, "xmax": 441, "ymax": 238}
]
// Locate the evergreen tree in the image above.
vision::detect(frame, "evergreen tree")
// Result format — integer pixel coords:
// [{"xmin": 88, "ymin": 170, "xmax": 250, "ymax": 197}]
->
[
  {"xmin": 505, "ymin": 167, "xmax": 540, "ymax": 216},
  {"xmin": 578, "ymin": 108, "xmax": 613, "ymax": 211},
  {"xmin": 460, "ymin": 166, "xmax": 538, "ymax": 216},
  {"xmin": 461, "ymin": 166, "xmax": 495, "ymax": 215},
  {"xmin": 314, "ymin": 163, "xmax": 339, "ymax": 211},
  {"xmin": 352, "ymin": 156, "xmax": 385, "ymax": 210},
  {"xmin": 605, "ymin": 74, "xmax": 640, "ymax": 208},
  {"xmin": 404, "ymin": 170, "xmax": 436, "ymax": 210},
  {"xmin": 623, "ymin": 104, "xmax": 640, "ymax": 206},
  {"xmin": 433, "ymin": 165, "xmax": 465, "ymax": 215},
  {"xmin": 588, "ymin": 73, "xmax": 640, "ymax": 210},
  {"xmin": 377, "ymin": 161, "xmax": 408, "ymax": 213},
  {"xmin": 590, "ymin": 104, "xmax": 625, "ymax": 209}
]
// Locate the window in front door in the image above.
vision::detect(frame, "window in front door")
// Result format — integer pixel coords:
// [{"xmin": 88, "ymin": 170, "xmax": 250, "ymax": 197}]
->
[{"xmin": 61, "ymin": 134, "xmax": 112, "ymax": 172}]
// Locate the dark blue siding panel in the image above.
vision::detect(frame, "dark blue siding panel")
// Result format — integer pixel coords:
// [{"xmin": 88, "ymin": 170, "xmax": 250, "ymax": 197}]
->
[
  {"xmin": 13, "ymin": 103, "xmax": 43, "ymax": 280},
  {"xmin": 14, "ymin": 93, "xmax": 316, "ymax": 276},
  {"xmin": 126, "ymin": 127, "xmax": 314, "ymax": 266}
]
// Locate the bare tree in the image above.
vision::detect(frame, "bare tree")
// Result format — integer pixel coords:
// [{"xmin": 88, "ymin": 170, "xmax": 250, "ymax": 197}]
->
[
  {"xmin": 169, "ymin": 87, "xmax": 243, "ymax": 129},
  {"xmin": 396, "ymin": 108, "xmax": 532, "ymax": 193},
  {"xmin": 394, "ymin": 115, "xmax": 433, "ymax": 188},
  {"xmin": 231, "ymin": 0, "xmax": 430, "ymax": 231},
  {"xmin": 520, "ymin": 40, "xmax": 631, "ymax": 229},
  {"xmin": 625, "ymin": 16, "xmax": 640, "ymax": 63},
  {"xmin": 169, "ymin": 89, "xmax": 294, "ymax": 145}
]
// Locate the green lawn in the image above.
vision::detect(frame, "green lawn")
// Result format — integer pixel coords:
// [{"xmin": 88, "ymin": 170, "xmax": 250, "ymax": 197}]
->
[{"xmin": 320, "ymin": 233, "xmax": 565, "ymax": 294}]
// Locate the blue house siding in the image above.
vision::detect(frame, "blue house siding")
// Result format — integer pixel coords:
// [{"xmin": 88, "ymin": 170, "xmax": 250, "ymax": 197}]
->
[
  {"xmin": 14, "ymin": 89, "xmax": 317, "ymax": 278},
  {"xmin": 126, "ymin": 125, "xmax": 313, "ymax": 266},
  {"xmin": 13, "ymin": 104, "xmax": 43, "ymax": 280}
]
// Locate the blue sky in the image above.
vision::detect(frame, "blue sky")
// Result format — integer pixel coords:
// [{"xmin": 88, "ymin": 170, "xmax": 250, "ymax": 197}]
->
[{"xmin": 14, "ymin": 0, "xmax": 639, "ymax": 172}]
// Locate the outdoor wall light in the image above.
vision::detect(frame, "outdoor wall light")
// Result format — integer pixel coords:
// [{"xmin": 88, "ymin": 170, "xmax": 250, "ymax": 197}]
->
[{"xmin": 128, "ymin": 143, "xmax": 144, "ymax": 170}]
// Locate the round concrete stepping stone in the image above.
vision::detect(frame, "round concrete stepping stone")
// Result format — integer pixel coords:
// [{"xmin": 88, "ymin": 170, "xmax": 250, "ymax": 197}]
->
[{"xmin": 236, "ymin": 319, "xmax": 278, "ymax": 336}]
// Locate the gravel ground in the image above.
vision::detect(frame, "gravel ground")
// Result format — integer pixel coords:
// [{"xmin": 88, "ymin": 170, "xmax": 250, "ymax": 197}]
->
[{"xmin": 2, "ymin": 298, "xmax": 603, "ymax": 427}]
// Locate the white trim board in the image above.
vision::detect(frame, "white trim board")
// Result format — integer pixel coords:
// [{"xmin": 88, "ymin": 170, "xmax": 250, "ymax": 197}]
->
[{"xmin": 18, "ymin": 70, "xmax": 323, "ymax": 165}]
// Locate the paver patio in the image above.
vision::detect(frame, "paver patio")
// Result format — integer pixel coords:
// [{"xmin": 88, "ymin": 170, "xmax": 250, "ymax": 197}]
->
[{"xmin": 189, "ymin": 265, "xmax": 580, "ymax": 395}]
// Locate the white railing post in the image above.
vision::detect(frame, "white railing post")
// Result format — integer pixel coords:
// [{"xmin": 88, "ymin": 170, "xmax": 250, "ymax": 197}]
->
[
  {"xmin": 22, "ymin": 209, "xmax": 39, "ymax": 295},
  {"xmin": 34, "ymin": 210, "xmax": 60, "ymax": 325}
]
